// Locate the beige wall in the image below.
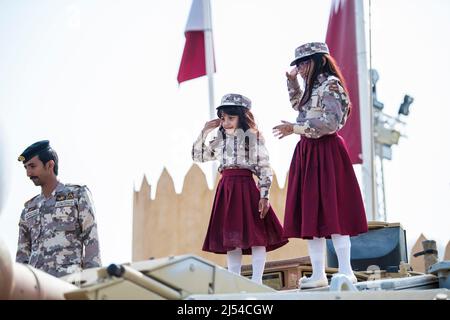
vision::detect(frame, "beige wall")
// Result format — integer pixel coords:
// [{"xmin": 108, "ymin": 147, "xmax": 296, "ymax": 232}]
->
[
  {"xmin": 409, "ymin": 234, "xmax": 450, "ymax": 273},
  {"xmin": 410, "ymin": 233, "xmax": 428, "ymax": 273},
  {"xmin": 445, "ymin": 241, "xmax": 450, "ymax": 261}
]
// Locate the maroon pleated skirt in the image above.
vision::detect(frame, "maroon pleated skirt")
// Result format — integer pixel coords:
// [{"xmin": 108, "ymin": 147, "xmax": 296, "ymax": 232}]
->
[
  {"xmin": 202, "ymin": 169, "xmax": 288, "ymax": 255},
  {"xmin": 283, "ymin": 133, "xmax": 368, "ymax": 239}
]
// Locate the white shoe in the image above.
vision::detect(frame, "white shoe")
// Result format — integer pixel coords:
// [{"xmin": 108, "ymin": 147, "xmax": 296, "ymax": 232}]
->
[
  {"xmin": 298, "ymin": 276, "xmax": 328, "ymax": 289},
  {"xmin": 347, "ymin": 274, "xmax": 358, "ymax": 284},
  {"xmin": 298, "ymin": 276, "xmax": 308, "ymax": 286},
  {"xmin": 332, "ymin": 273, "xmax": 357, "ymax": 284}
]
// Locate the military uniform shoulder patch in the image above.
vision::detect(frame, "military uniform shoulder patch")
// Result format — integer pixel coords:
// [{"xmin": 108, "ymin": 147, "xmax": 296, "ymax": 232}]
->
[{"xmin": 56, "ymin": 193, "xmax": 66, "ymax": 201}]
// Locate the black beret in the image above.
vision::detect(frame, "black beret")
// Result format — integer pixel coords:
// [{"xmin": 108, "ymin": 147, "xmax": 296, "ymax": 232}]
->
[{"xmin": 18, "ymin": 140, "xmax": 51, "ymax": 162}]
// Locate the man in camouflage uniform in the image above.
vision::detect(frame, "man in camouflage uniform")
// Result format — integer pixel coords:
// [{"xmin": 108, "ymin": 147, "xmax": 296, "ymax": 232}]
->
[{"xmin": 16, "ymin": 140, "xmax": 101, "ymax": 277}]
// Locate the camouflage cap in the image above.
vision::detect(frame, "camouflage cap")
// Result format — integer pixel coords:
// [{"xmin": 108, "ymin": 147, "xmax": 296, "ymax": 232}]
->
[
  {"xmin": 216, "ymin": 93, "xmax": 251, "ymax": 110},
  {"xmin": 290, "ymin": 42, "xmax": 330, "ymax": 66},
  {"xmin": 18, "ymin": 140, "xmax": 51, "ymax": 162}
]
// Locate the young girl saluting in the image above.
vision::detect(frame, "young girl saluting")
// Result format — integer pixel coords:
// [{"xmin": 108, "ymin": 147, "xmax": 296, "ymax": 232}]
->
[
  {"xmin": 192, "ymin": 93, "xmax": 288, "ymax": 284},
  {"xmin": 273, "ymin": 42, "xmax": 368, "ymax": 289}
]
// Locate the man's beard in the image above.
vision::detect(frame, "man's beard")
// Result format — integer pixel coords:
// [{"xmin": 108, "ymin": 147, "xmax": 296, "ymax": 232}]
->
[{"xmin": 30, "ymin": 177, "xmax": 42, "ymax": 186}]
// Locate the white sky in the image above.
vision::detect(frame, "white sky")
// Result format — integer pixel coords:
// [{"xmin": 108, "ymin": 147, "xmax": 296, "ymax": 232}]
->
[{"xmin": 1, "ymin": 0, "xmax": 449, "ymax": 266}]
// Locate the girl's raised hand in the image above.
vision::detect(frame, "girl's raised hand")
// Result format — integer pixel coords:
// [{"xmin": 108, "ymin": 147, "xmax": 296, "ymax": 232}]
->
[
  {"xmin": 273, "ymin": 120, "xmax": 294, "ymax": 139},
  {"xmin": 285, "ymin": 67, "xmax": 298, "ymax": 81},
  {"xmin": 202, "ymin": 118, "xmax": 221, "ymax": 134}
]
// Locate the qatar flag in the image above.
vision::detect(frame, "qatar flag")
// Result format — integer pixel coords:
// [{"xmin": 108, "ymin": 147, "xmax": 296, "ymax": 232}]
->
[
  {"xmin": 326, "ymin": 0, "xmax": 362, "ymax": 164},
  {"xmin": 177, "ymin": 0, "xmax": 215, "ymax": 84}
]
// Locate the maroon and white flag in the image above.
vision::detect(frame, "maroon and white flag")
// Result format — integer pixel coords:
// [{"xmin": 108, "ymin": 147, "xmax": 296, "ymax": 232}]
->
[
  {"xmin": 177, "ymin": 0, "xmax": 215, "ymax": 84},
  {"xmin": 326, "ymin": 0, "xmax": 362, "ymax": 164}
]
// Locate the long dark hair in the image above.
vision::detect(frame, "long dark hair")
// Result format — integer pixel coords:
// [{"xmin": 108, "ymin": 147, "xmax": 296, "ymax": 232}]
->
[{"xmin": 298, "ymin": 53, "xmax": 351, "ymax": 115}]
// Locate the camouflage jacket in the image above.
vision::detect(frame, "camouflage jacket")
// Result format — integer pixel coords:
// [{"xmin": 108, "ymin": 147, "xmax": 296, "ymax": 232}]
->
[
  {"xmin": 287, "ymin": 73, "xmax": 350, "ymax": 138},
  {"xmin": 16, "ymin": 182, "xmax": 101, "ymax": 277},
  {"xmin": 192, "ymin": 129, "xmax": 272, "ymax": 199}
]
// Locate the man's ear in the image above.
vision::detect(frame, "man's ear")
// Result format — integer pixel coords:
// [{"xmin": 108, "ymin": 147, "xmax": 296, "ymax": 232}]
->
[
  {"xmin": 46, "ymin": 160, "xmax": 55, "ymax": 172},
  {"xmin": 322, "ymin": 56, "xmax": 327, "ymax": 66}
]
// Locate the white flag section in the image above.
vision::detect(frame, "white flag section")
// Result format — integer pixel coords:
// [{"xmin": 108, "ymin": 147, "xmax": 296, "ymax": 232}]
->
[{"xmin": 185, "ymin": 0, "xmax": 206, "ymax": 32}]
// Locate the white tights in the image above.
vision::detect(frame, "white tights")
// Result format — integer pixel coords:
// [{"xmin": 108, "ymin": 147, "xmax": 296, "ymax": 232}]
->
[
  {"xmin": 226, "ymin": 246, "xmax": 266, "ymax": 284},
  {"xmin": 331, "ymin": 234, "xmax": 354, "ymax": 276},
  {"xmin": 307, "ymin": 234, "xmax": 354, "ymax": 280}
]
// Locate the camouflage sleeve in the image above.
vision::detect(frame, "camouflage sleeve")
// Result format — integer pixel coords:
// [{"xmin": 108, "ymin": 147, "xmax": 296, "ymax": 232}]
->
[
  {"xmin": 255, "ymin": 134, "xmax": 272, "ymax": 199},
  {"xmin": 287, "ymin": 78, "xmax": 303, "ymax": 111},
  {"xmin": 77, "ymin": 187, "xmax": 101, "ymax": 269},
  {"xmin": 293, "ymin": 79, "xmax": 349, "ymax": 138},
  {"xmin": 192, "ymin": 131, "xmax": 219, "ymax": 163},
  {"xmin": 15, "ymin": 209, "xmax": 31, "ymax": 264}
]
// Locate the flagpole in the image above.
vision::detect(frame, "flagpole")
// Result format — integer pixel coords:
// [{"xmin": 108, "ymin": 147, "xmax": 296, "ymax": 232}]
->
[
  {"xmin": 203, "ymin": 0, "xmax": 217, "ymax": 183},
  {"xmin": 355, "ymin": 0, "xmax": 378, "ymax": 221}
]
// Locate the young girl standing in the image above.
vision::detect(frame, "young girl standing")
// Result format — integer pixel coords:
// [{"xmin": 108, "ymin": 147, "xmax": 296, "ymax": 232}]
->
[
  {"xmin": 273, "ymin": 42, "xmax": 368, "ymax": 289},
  {"xmin": 192, "ymin": 93, "xmax": 288, "ymax": 284}
]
